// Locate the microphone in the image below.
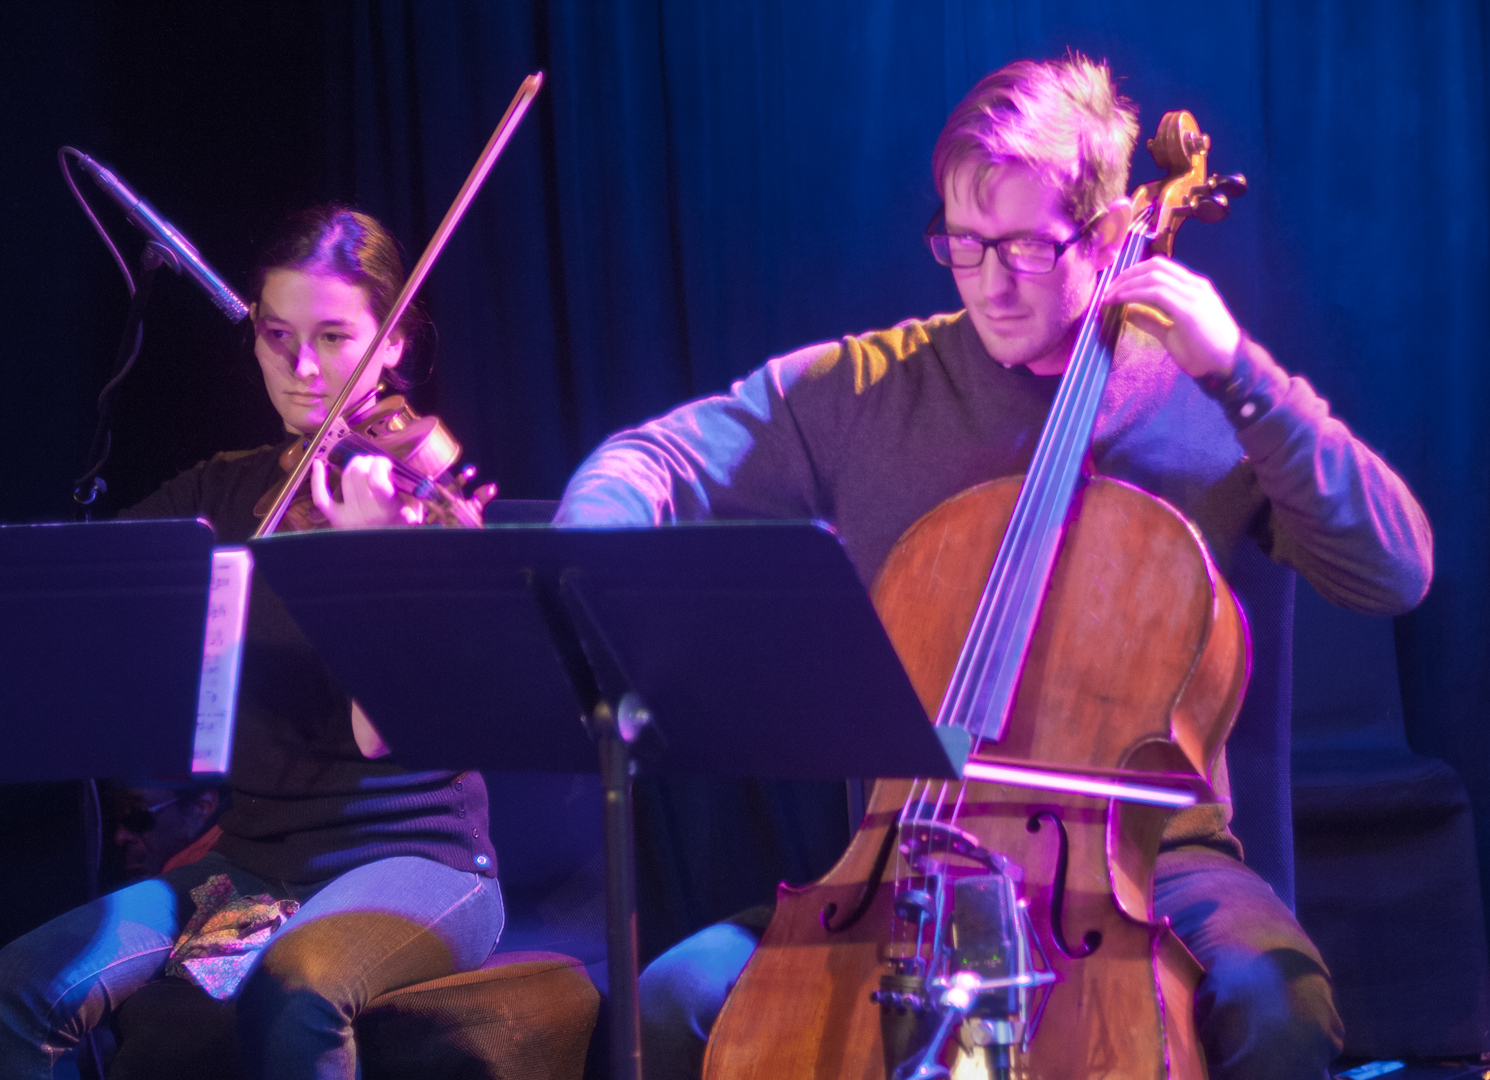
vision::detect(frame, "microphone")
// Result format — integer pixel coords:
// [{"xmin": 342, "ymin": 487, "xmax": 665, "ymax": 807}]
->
[{"xmin": 69, "ymin": 150, "xmax": 249, "ymax": 323}]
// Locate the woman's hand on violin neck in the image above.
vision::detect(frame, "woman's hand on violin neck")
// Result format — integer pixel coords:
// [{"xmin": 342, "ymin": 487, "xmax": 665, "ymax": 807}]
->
[
  {"xmin": 1104, "ymin": 255, "xmax": 1242, "ymax": 380},
  {"xmin": 311, "ymin": 456, "xmax": 425, "ymax": 530}
]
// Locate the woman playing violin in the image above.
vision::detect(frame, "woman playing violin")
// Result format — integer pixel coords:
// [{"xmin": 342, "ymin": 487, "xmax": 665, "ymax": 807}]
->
[
  {"xmin": 0, "ymin": 206, "xmax": 503, "ymax": 1080},
  {"xmin": 254, "ymin": 213, "xmax": 430, "ymax": 531}
]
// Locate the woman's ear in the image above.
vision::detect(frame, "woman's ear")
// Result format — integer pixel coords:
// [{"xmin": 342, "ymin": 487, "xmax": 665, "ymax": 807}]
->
[{"xmin": 379, "ymin": 328, "xmax": 406, "ymax": 373}]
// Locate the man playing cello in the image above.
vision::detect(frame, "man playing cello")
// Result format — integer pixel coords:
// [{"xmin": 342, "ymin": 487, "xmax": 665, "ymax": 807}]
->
[{"xmin": 556, "ymin": 53, "xmax": 1432, "ymax": 1079}]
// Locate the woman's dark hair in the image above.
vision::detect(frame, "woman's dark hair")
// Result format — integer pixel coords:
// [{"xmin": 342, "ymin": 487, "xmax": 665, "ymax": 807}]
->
[{"xmin": 251, "ymin": 205, "xmax": 429, "ymax": 390}]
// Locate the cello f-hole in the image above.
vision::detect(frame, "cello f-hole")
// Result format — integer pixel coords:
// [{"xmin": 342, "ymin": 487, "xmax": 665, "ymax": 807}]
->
[
  {"xmin": 821, "ymin": 820, "xmax": 900, "ymax": 933},
  {"xmin": 1028, "ymin": 812, "xmax": 1103, "ymax": 959}
]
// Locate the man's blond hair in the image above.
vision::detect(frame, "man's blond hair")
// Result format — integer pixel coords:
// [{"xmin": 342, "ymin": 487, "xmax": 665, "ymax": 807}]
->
[{"xmin": 932, "ymin": 53, "xmax": 1139, "ymax": 226}]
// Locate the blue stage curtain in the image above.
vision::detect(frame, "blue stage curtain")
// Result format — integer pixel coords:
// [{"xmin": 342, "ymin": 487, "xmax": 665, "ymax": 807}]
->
[{"xmin": 326, "ymin": 0, "xmax": 1490, "ymax": 960}]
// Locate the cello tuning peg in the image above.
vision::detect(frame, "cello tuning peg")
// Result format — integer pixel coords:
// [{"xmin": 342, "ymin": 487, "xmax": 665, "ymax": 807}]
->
[
  {"xmin": 1189, "ymin": 191, "xmax": 1230, "ymax": 224},
  {"xmin": 1211, "ymin": 173, "xmax": 1247, "ymax": 199},
  {"xmin": 1180, "ymin": 130, "xmax": 1209, "ymax": 158}
]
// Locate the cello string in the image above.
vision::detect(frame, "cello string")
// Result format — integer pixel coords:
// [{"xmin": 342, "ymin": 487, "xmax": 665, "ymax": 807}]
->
[
  {"xmin": 928, "ymin": 218, "xmax": 1152, "ymax": 970},
  {"xmin": 987, "ymin": 235, "xmax": 1134, "ymax": 622},
  {"xmin": 961, "ymin": 217, "xmax": 1146, "ymax": 668},
  {"xmin": 894, "ymin": 208, "xmax": 1153, "ymax": 973},
  {"xmin": 992, "ymin": 224, "xmax": 1150, "ymax": 642},
  {"xmin": 898, "ymin": 776, "xmax": 942, "ymax": 965},
  {"xmin": 946, "ymin": 250, "xmax": 1134, "ymax": 740},
  {"xmin": 890, "ymin": 776, "xmax": 932, "ymax": 959},
  {"xmin": 968, "ymin": 209, "xmax": 1151, "ymax": 669},
  {"xmin": 926, "ymin": 779, "xmax": 954, "ymax": 969},
  {"xmin": 942, "ymin": 215, "xmax": 1151, "ymax": 735},
  {"xmin": 933, "ymin": 250, "xmax": 1114, "ymax": 731},
  {"xmin": 911, "ymin": 774, "xmax": 947, "ymax": 959},
  {"xmin": 891, "ymin": 777, "xmax": 929, "ymax": 957}
]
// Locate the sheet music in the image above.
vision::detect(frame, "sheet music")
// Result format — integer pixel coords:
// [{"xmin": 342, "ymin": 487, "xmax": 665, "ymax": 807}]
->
[{"xmin": 192, "ymin": 546, "xmax": 252, "ymax": 774}]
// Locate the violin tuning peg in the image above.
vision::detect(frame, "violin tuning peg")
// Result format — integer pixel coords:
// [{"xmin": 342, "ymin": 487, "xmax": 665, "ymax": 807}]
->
[{"xmin": 1211, "ymin": 173, "xmax": 1247, "ymax": 199}]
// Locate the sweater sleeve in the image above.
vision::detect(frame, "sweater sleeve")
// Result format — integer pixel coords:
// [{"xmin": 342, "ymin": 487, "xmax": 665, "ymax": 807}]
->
[
  {"xmin": 555, "ymin": 342, "xmax": 852, "ymax": 527},
  {"xmin": 1220, "ymin": 337, "xmax": 1434, "ymax": 615}
]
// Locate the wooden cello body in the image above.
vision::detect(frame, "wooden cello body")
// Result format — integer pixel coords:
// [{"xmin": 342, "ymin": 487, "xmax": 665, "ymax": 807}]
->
[
  {"xmin": 703, "ymin": 112, "xmax": 1251, "ymax": 1080},
  {"xmin": 703, "ymin": 478, "xmax": 1247, "ymax": 1080}
]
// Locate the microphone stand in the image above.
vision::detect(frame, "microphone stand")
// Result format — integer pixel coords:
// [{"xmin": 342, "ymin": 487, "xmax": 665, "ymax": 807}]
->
[
  {"xmin": 73, "ymin": 240, "xmax": 176, "ymax": 518},
  {"xmin": 69, "ymin": 238, "xmax": 182, "ymax": 1077}
]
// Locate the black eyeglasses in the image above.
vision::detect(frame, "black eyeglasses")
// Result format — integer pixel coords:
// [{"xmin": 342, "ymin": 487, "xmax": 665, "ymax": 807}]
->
[
  {"xmin": 118, "ymin": 796, "xmax": 181, "ymax": 834},
  {"xmin": 924, "ymin": 209, "xmax": 1099, "ymax": 274}
]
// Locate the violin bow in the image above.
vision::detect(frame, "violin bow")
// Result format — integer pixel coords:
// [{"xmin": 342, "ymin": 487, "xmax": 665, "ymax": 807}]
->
[{"xmin": 253, "ymin": 71, "xmax": 544, "ymax": 539}]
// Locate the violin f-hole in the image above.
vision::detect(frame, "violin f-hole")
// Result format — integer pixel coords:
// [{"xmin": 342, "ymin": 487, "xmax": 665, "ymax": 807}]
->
[{"xmin": 1028, "ymin": 812, "xmax": 1102, "ymax": 958}]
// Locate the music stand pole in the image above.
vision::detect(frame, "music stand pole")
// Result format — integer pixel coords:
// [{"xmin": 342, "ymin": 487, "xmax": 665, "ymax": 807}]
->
[{"xmin": 591, "ymin": 698, "xmax": 645, "ymax": 1080}]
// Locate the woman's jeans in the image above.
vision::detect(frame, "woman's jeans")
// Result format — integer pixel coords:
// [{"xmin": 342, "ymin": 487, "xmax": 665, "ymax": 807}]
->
[{"xmin": 0, "ymin": 852, "xmax": 503, "ymax": 1080}]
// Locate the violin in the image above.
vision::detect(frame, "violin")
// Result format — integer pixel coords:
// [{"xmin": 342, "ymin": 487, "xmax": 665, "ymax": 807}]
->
[
  {"xmin": 252, "ymin": 392, "xmax": 497, "ymax": 533},
  {"xmin": 251, "ymin": 72, "xmax": 542, "ymax": 540},
  {"xmin": 703, "ymin": 112, "xmax": 1248, "ymax": 1080}
]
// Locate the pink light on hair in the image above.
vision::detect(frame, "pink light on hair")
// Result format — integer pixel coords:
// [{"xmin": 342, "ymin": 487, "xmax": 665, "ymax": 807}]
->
[{"xmin": 932, "ymin": 52, "xmax": 1139, "ymax": 226}]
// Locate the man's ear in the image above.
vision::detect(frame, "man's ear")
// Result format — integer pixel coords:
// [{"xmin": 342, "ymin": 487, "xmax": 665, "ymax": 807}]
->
[{"xmin": 1089, "ymin": 197, "xmax": 1132, "ymax": 267}]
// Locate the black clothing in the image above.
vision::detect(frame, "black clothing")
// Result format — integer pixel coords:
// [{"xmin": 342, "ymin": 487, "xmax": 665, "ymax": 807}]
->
[{"xmin": 122, "ymin": 445, "xmax": 497, "ymax": 883}]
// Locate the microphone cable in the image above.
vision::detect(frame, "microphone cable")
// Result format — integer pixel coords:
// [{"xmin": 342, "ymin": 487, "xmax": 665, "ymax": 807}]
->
[
  {"xmin": 59, "ymin": 147, "xmax": 136, "ymax": 297},
  {"xmin": 59, "ymin": 147, "xmax": 167, "ymax": 511}
]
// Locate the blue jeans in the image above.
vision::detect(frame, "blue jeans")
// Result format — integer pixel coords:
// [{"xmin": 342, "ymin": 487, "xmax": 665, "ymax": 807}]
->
[
  {"xmin": 0, "ymin": 851, "xmax": 503, "ymax": 1080},
  {"xmin": 638, "ymin": 846, "xmax": 1343, "ymax": 1080}
]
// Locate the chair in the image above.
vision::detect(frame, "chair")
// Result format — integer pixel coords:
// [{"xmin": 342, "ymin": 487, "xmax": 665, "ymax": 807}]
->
[
  {"xmin": 1290, "ymin": 580, "xmax": 1490, "ymax": 1058},
  {"xmin": 110, "ymin": 950, "xmax": 597, "ymax": 1080},
  {"xmin": 1223, "ymin": 538, "xmax": 1299, "ymax": 907}
]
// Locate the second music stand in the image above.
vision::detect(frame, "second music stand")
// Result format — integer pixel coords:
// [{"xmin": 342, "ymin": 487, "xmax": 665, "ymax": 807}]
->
[{"xmin": 250, "ymin": 521, "xmax": 961, "ymax": 1080}]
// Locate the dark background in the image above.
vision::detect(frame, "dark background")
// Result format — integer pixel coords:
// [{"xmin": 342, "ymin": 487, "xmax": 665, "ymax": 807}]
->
[{"xmin": 2, "ymin": 0, "xmax": 1487, "ymax": 965}]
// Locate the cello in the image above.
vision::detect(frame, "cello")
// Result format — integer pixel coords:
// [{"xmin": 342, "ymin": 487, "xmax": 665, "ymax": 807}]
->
[{"xmin": 703, "ymin": 111, "xmax": 1250, "ymax": 1080}]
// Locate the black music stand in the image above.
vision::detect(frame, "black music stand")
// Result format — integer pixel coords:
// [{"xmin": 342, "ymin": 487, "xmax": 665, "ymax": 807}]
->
[
  {"xmin": 0, "ymin": 519, "xmax": 215, "ymax": 783},
  {"xmin": 249, "ymin": 522, "xmax": 961, "ymax": 1080}
]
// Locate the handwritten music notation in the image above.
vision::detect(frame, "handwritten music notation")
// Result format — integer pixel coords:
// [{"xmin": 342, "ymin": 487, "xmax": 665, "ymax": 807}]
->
[{"xmin": 192, "ymin": 546, "xmax": 252, "ymax": 775}]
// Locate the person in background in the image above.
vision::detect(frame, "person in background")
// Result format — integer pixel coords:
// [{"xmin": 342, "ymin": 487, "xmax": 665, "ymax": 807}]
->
[{"xmin": 107, "ymin": 781, "xmax": 226, "ymax": 883}]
